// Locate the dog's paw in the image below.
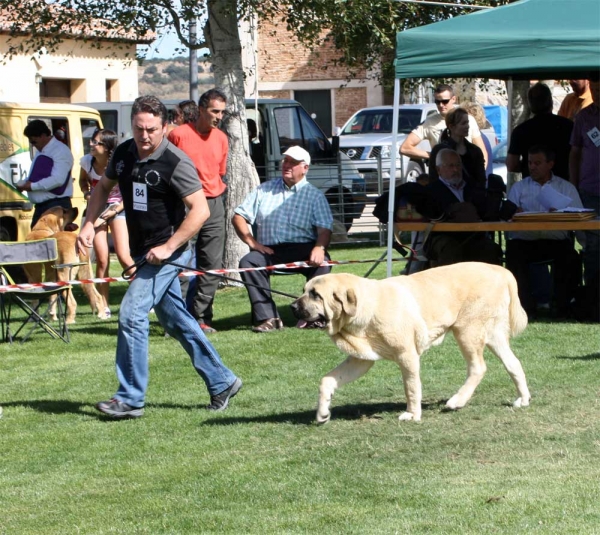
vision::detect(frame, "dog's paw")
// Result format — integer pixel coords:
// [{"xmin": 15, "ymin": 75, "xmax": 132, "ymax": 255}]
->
[
  {"xmin": 445, "ymin": 395, "xmax": 466, "ymax": 410},
  {"xmin": 513, "ymin": 396, "xmax": 530, "ymax": 408},
  {"xmin": 316, "ymin": 410, "xmax": 331, "ymax": 424},
  {"xmin": 398, "ymin": 411, "xmax": 420, "ymax": 421}
]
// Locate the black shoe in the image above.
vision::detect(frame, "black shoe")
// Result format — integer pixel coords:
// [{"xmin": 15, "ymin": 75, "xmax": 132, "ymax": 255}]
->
[
  {"xmin": 206, "ymin": 378, "xmax": 242, "ymax": 411},
  {"xmin": 96, "ymin": 398, "xmax": 144, "ymax": 419}
]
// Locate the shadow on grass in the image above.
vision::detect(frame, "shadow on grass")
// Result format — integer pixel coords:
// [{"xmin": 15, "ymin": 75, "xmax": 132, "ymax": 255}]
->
[
  {"xmin": 202, "ymin": 400, "xmax": 445, "ymax": 426},
  {"xmin": 3, "ymin": 399, "xmax": 96, "ymax": 416},
  {"xmin": 1, "ymin": 399, "xmax": 197, "ymax": 420},
  {"xmin": 2, "ymin": 399, "xmax": 446, "ymax": 424},
  {"xmin": 555, "ymin": 352, "xmax": 600, "ymax": 361}
]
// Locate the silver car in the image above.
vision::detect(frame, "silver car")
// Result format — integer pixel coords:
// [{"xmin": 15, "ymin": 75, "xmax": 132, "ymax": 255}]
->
[{"xmin": 338, "ymin": 104, "xmax": 438, "ymax": 191}]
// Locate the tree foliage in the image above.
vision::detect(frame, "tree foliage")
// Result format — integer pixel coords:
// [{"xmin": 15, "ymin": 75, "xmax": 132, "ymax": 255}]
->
[{"xmin": 1, "ymin": 0, "xmax": 515, "ymax": 69}]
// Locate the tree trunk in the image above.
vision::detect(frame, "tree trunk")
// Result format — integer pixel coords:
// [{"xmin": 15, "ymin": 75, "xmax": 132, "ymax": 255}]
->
[
  {"xmin": 510, "ymin": 80, "xmax": 530, "ymax": 129},
  {"xmin": 205, "ymin": 0, "xmax": 259, "ymax": 279},
  {"xmin": 506, "ymin": 79, "xmax": 531, "ymax": 188}
]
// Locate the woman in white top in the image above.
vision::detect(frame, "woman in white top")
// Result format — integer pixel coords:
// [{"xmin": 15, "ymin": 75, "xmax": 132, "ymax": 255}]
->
[{"xmin": 79, "ymin": 129, "xmax": 133, "ymax": 318}]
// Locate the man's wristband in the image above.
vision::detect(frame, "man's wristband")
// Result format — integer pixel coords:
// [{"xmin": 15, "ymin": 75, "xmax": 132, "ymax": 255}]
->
[{"xmin": 317, "ymin": 245, "xmax": 326, "ymax": 252}]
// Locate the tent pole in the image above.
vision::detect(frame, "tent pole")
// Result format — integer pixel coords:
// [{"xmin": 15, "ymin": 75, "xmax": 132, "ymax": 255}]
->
[
  {"xmin": 386, "ymin": 78, "xmax": 401, "ymax": 278},
  {"xmin": 506, "ymin": 77, "xmax": 514, "ymax": 192}
]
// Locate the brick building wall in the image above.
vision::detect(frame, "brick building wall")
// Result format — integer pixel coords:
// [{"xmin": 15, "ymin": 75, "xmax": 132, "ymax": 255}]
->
[
  {"xmin": 260, "ymin": 89, "xmax": 293, "ymax": 99},
  {"xmin": 334, "ymin": 87, "xmax": 368, "ymax": 128},
  {"xmin": 252, "ymin": 19, "xmax": 382, "ymax": 131},
  {"xmin": 258, "ymin": 20, "xmax": 366, "ymax": 82}
]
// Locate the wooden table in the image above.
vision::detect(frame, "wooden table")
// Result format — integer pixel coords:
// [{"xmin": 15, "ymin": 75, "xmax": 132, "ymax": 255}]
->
[
  {"xmin": 384, "ymin": 218, "xmax": 600, "ymax": 276},
  {"xmin": 394, "ymin": 219, "xmax": 600, "ymax": 232}
]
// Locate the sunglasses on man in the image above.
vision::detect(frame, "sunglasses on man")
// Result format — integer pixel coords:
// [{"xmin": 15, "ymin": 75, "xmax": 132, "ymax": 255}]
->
[{"xmin": 434, "ymin": 98, "xmax": 452, "ymax": 105}]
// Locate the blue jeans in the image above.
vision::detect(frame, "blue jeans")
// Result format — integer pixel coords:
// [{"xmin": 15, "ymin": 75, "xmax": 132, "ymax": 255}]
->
[{"xmin": 114, "ymin": 249, "xmax": 237, "ymax": 408}]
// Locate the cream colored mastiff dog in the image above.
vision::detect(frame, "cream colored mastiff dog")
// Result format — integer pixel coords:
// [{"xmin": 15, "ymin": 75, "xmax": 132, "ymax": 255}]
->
[{"xmin": 291, "ymin": 263, "xmax": 531, "ymax": 423}]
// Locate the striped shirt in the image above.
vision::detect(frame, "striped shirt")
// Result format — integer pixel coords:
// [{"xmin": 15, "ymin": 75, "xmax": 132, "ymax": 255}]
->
[
  {"xmin": 507, "ymin": 174, "xmax": 583, "ymax": 241},
  {"xmin": 235, "ymin": 177, "xmax": 333, "ymax": 245}
]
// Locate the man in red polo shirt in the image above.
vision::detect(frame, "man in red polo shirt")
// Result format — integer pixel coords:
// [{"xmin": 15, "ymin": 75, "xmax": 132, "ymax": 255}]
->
[{"xmin": 168, "ymin": 89, "xmax": 228, "ymax": 333}]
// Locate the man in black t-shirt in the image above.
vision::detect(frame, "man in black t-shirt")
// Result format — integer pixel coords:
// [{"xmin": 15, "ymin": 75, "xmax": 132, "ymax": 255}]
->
[
  {"xmin": 78, "ymin": 96, "xmax": 241, "ymax": 419},
  {"xmin": 507, "ymin": 82, "xmax": 573, "ymax": 180}
]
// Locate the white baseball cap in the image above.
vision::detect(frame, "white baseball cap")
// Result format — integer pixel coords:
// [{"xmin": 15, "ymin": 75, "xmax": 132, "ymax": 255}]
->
[{"xmin": 283, "ymin": 146, "xmax": 311, "ymax": 165}]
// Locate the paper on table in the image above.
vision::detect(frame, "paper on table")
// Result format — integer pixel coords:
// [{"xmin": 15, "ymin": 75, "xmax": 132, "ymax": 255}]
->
[
  {"xmin": 555, "ymin": 207, "xmax": 595, "ymax": 213},
  {"xmin": 538, "ymin": 184, "xmax": 572, "ymax": 211}
]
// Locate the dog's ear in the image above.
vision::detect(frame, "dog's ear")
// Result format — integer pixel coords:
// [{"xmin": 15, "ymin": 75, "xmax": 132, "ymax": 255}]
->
[
  {"xmin": 333, "ymin": 287, "xmax": 357, "ymax": 318},
  {"xmin": 343, "ymin": 287, "xmax": 357, "ymax": 317}
]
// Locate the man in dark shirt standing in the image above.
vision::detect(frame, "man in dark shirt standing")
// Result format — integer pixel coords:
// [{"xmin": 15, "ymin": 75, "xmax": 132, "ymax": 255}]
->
[
  {"xmin": 77, "ymin": 96, "xmax": 241, "ymax": 419},
  {"xmin": 507, "ymin": 82, "xmax": 573, "ymax": 180}
]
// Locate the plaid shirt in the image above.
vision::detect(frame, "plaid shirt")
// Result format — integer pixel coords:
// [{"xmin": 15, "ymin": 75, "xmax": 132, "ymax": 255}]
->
[{"xmin": 235, "ymin": 177, "xmax": 333, "ymax": 245}]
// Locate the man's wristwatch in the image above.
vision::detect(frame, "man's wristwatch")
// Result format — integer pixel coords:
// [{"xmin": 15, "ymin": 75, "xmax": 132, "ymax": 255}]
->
[{"xmin": 317, "ymin": 245, "xmax": 326, "ymax": 252}]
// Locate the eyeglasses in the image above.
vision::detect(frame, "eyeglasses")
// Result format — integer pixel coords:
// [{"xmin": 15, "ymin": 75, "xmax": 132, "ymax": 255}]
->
[
  {"xmin": 90, "ymin": 140, "xmax": 104, "ymax": 146},
  {"xmin": 434, "ymin": 98, "xmax": 452, "ymax": 105}
]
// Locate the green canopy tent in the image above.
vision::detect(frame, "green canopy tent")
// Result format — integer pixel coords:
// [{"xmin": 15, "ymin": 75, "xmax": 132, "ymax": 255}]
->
[
  {"xmin": 384, "ymin": 0, "xmax": 600, "ymax": 276},
  {"xmin": 395, "ymin": 0, "xmax": 600, "ymax": 80}
]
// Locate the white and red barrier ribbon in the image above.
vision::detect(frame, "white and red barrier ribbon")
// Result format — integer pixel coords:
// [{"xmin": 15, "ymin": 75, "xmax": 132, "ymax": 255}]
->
[{"xmin": 0, "ymin": 257, "xmax": 404, "ymax": 293}]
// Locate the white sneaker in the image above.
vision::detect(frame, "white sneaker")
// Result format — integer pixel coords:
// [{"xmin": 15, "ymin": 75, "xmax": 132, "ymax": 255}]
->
[{"xmin": 104, "ymin": 307, "xmax": 111, "ymax": 319}]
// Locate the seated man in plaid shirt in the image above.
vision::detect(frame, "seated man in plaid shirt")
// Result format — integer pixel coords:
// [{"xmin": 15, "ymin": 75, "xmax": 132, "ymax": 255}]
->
[{"xmin": 232, "ymin": 146, "xmax": 334, "ymax": 332}]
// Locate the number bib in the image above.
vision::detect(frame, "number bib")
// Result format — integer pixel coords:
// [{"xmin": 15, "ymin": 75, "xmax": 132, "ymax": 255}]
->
[
  {"xmin": 586, "ymin": 126, "xmax": 600, "ymax": 148},
  {"xmin": 133, "ymin": 183, "xmax": 148, "ymax": 212}
]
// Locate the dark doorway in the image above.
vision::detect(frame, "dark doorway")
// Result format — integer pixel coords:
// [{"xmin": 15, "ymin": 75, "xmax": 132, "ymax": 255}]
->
[
  {"xmin": 40, "ymin": 79, "xmax": 71, "ymax": 103},
  {"xmin": 294, "ymin": 90, "xmax": 332, "ymax": 136}
]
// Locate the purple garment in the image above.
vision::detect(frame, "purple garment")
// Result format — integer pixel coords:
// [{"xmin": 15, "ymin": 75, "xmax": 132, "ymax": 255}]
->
[
  {"xmin": 29, "ymin": 154, "xmax": 70, "ymax": 196},
  {"xmin": 570, "ymin": 104, "xmax": 600, "ymax": 196}
]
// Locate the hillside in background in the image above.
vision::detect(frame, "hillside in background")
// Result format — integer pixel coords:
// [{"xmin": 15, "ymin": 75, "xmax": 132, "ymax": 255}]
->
[{"xmin": 138, "ymin": 57, "xmax": 215, "ymax": 100}]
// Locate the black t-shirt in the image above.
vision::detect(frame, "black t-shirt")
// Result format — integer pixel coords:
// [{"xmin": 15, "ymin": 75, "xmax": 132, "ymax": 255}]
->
[
  {"xmin": 106, "ymin": 137, "xmax": 202, "ymax": 256},
  {"xmin": 508, "ymin": 113, "xmax": 573, "ymax": 179}
]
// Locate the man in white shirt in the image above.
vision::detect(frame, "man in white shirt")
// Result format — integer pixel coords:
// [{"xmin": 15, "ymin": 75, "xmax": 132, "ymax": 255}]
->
[
  {"xmin": 506, "ymin": 145, "xmax": 583, "ymax": 318},
  {"xmin": 17, "ymin": 120, "xmax": 74, "ymax": 227},
  {"xmin": 400, "ymin": 84, "xmax": 487, "ymax": 167}
]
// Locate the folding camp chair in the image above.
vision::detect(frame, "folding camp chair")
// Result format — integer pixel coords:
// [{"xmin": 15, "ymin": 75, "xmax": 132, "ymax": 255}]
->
[{"xmin": 0, "ymin": 239, "xmax": 71, "ymax": 343}]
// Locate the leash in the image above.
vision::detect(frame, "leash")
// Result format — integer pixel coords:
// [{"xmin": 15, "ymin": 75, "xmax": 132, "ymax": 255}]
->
[
  {"xmin": 122, "ymin": 258, "xmax": 146, "ymax": 280},
  {"xmin": 161, "ymin": 259, "xmax": 300, "ymax": 299},
  {"xmin": 122, "ymin": 257, "xmax": 299, "ymax": 299}
]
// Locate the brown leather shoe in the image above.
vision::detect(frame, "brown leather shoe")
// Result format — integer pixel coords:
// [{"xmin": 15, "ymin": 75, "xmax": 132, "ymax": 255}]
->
[{"xmin": 252, "ymin": 318, "xmax": 284, "ymax": 333}]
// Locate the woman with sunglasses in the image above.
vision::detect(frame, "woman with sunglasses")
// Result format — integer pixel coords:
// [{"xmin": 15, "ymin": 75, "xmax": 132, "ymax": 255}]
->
[{"xmin": 79, "ymin": 129, "xmax": 133, "ymax": 318}]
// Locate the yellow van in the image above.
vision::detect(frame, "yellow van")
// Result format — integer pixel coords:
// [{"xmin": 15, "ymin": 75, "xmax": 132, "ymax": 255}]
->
[{"xmin": 0, "ymin": 102, "xmax": 102, "ymax": 241}]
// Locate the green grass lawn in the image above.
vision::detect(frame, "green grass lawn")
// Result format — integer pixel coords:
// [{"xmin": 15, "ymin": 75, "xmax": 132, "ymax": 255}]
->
[{"xmin": 1, "ymin": 245, "xmax": 599, "ymax": 534}]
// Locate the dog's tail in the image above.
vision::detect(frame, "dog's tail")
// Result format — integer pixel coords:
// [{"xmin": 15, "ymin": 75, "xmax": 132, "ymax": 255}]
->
[{"xmin": 507, "ymin": 271, "xmax": 528, "ymax": 337}]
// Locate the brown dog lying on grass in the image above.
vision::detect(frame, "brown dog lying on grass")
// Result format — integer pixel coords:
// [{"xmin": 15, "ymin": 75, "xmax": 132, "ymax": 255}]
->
[
  {"xmin": 291, "ymin": 263, "xmax": 531, "ymax": 424},
  {"xmin": 24, "ymin": 206, "xmax": 106, "ymax": 323}
]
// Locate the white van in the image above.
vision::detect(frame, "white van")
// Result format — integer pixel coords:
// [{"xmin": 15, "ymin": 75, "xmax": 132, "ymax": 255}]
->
[
  {"xmin": 85, "ymin": 98, "xmax": 366, "ymax": 229},
  {"xmin": 0, "ymin": 102, "xmax": 102, "ymax": 240}
]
